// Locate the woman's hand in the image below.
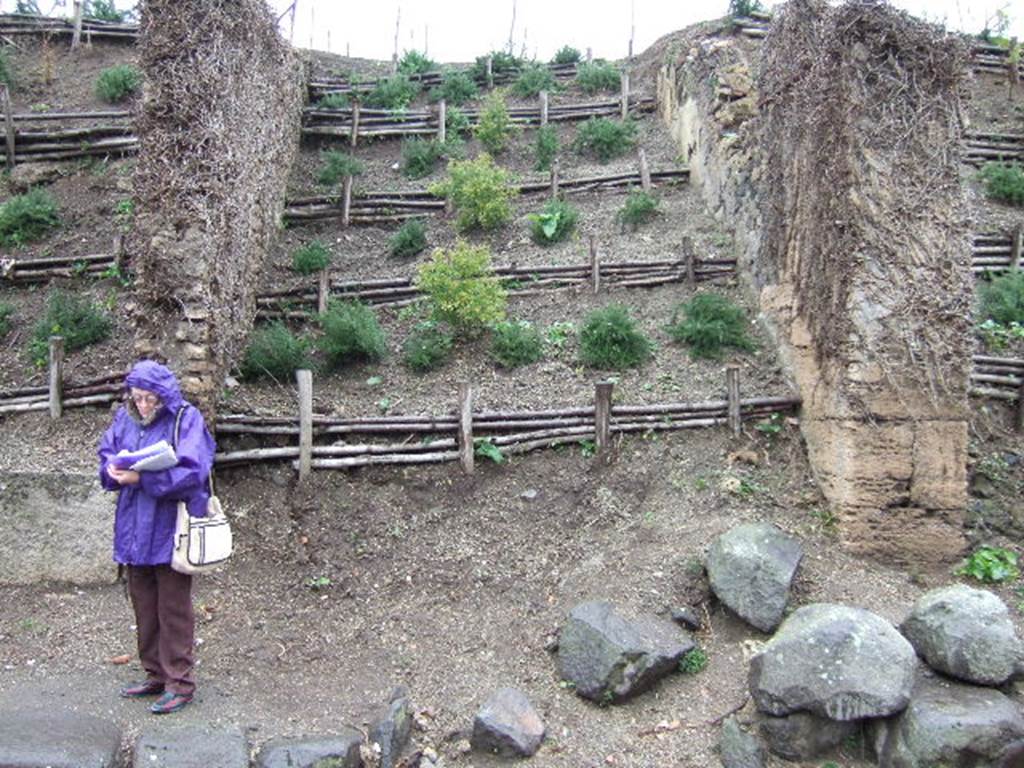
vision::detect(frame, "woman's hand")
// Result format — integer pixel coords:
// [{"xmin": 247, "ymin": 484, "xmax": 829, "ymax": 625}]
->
[{"xmin": 107, "ymin": 465, "xmax": 141, "ymax": 486}]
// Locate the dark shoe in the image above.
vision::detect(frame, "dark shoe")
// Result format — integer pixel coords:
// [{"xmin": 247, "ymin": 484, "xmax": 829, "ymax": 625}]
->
[
  {"xmin": 120, "ymin": 679, "xmax": 164, "ymax": 698},
  {"xmin": 150, "ymin": 690, "xmax": 193, "ymax": 714}
]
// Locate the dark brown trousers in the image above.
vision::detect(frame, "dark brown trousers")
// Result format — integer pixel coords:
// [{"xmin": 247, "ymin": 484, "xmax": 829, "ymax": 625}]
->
[{"xmin": 127, "ymin": 564, "xmax": 195, "ymax": 695}]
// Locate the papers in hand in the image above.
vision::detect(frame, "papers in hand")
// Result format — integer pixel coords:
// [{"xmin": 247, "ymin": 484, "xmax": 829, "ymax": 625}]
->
[{"xmin": 111, "ymin": 440, "xmax": 178, "ymax": 472}]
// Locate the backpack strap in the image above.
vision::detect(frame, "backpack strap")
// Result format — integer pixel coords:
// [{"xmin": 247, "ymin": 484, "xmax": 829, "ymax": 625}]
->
[{"xmin": 172, "ymin": 405, "xmax": 215, "ymax": 496}]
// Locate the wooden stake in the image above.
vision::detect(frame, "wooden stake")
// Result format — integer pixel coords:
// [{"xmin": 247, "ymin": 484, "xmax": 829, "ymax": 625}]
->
[
  {"xmin": 590, "ymin": 236, "xmax": 600, "ymax": 294},
  {"xmin": 638, "ymin": 148, "xmax": 651, "ymax": 192},
  {"xmin": 683, "ymin": 236, "xmax": 696, "ymax": 287},
  {"xmin": 727, "ymin": 365, "xmax": 741, "ymax": 437},
  {"xmin": 486, "ymin": 56, "xmax": 494, "ymax": 89},
  {"xmin": 620, "ymin": 71, "xmax": 630, "ymax": 119},
  {"xmin": 1, "ymin": 85, "xmax": 14, "ymax": 171},
  {"xmin": 297, "ymin": 369, "xmax": 313, "ymax": 480},
  {"xmin": 437, "ymin": 98, "xmax": 446, "ymax": 143},
  {"xmin": 48, "ymin": 336, "xmax": 64, "ymax": 420},
  {"xmin": 350, "ymin": 100, "xmax": 361, "ymax": 148},
  {"xmin": 550, "ymin": 158, "xmax": 560, "ymax": 199},
  {"xmin": 392, "ymin": 4, "xmax": 401, "ymax": 73},
  {"xmin": 71, "ymin": 0, "xmax": 83, "ymax": 48},
  {"xmin": 1012, "ymin": 223, "xmax": 1023, "ymax": 272},
  {"xmin": 539, "ymin": 90, "xmax": 548, "ymax": 126},
  {"xmin": 595, "ymin": 381, "xmax": 613, "ymax": 461},
  {"xmin": 459, "ymin": 382, "xmax": 474, "ymax": 475},
  {"xmin": 1016, "ymin": 377, "xmax": 1024, "ymax": 432},
  {"xmin": 586, "ymin": 47, "xmax": 592, "ymax": 63},
  {"xmin": 342, "ymin": 175, "xmax": 353, "ymax": 228},
  {"xmin": 317, "ymin": 268, "xmax": 330, "ymax": 314}
]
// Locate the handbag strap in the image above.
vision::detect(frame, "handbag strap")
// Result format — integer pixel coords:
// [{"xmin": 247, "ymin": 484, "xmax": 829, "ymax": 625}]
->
[{"xmin": 172, "ymin": 405, "xmax": 216, "ymax": 496}]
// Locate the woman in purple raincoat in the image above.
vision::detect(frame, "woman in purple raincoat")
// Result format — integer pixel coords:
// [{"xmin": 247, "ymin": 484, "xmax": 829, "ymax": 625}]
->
[{"xmin": 98, "ymin": 359, "xmax": 215, "ymax": 715}]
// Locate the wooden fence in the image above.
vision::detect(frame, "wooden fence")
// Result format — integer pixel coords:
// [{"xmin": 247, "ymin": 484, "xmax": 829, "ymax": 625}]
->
[
  {"xmin": 0, "ymin": 103, "xmax": 136, "ymax": 168},
  {"xmin": 0, "ymin": 13, "xmax": 137, "ymax": 41},
  {"xmin": 971, "ymin": 354, "xmax": 1024, "ymax": 429},
  {"xmin": 964, "ymin": 132, "xmax": 1024, "ymax": 167},
  {"xmin": 974, "ymin": 227, "xmax": 1023, "ymax": 274}
]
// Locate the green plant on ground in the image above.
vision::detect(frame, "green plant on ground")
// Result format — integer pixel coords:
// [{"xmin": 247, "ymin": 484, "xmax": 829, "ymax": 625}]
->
[
  {"xmin": 534, "ymin": 124, "xmax": 559, "ymax": 172},
  {"xmin": 305, "ymin": 575, "xmax": 332, "ymax": 590},
  {"xmin": 239, "ymin": 322, "xmax": 311, "ymax": 382},
  {"xmin": 575, "ymin": 60, "xmax": 620, "ymax": 94},
  {"xmin": 977, "ymin": 318, "xmax": 1024, "ymax": 350},
  {"xmin": 490, "ymin": 320, "xmax": 544, "ymax": 368},
  {"xmin": 574, "ymin": 117, "xmax": 637, "ymax": 162},
  {"xmin": 527, "ymin": 198, "xmax": 578, "ymax": 245},
  {"xmin": 955, "ymin": 546, "xmax": 1020, "ymax": 583},
  {"xmin": 618, "ymin": 188, "xmax": 660, "ymax": 229},
  {"xmin": 976, "ymin": 452, "xmax": 1010, "ymax": 483},
  {"xmin": 579, "ymin": 305, "xmax": 653, "ymax": 369},
  {"xmin": 402, "ymin": 321, "xmax": 454, "ymax": 371},
  {"xmin": 364, "ymin": 74, "xmax": 420, "ymax": 110},
  {"xmin": 978, "ymin": 163, "xmax": 1024, "ymax": 206},
  {"xmin": 0, "ymin": 188, "xmax": 60, "ymax": 247},
  {"xmin": 317, "ymin": 150, "xmax": 363, "ymax": 187},
  {"xmin": 754, "ymin": 412, "xmax": 785, "ymax": 437},
  {"xmin": 316, "ymin": 92, "xmax": 350, "ymax": 109},
  {"xmin": 429, "ymin": 154, "xmax": 517, "ymax": 232},
  {"xmin": 398, "ymin": 49, "xmax": 436, "ymax": 76},
  {"xmin": 678, "ymin": 647, "xmax": 708, "ymax": 675},
  {"xmin": 446, "ymin": 105, "xmax": 471, "ymax": 136},
  {"xmin": 512, "ymin": 62, "xmax": 559, "ymax": 98},
  {"xmin": 416, "ymin": 241, "xmax": 507, "ymax": 334},
  {"xmin": 471, "ymin": 50, "xmax": 524, "ymax": 82},
  {"xmin": 544, "ymin": 321, "xmax": 575, "ymax": 351},
  {"xmin": 578, "ymin": 439, "xmax": 596, "ymax": 457},
  {"xmin": 809, "ymin": 506, "xmax": 838, "ymax": 534},
  {"xmin": 292, "ymin": 240, "xmax": 332, "ymax": 275},
  {"xmin": 85, "ymin": 0, "xmax": 124, "ymax": 21},
  {"xmin": 95, "ymin": 64, "xmax": 140, "ymax": 103},
  {"xmin": 317, "ymin": 301, "xmax": 387, "ymax": 368},
  {"xmin": 113, "ymin": 198, "xmax": 134, "ymax": 231},
  {"xmin": 429, "ymin": 70, "xmax": 479, "ymax": 106},
  {"xmin": 728, "ymin": 0, "xmax": 764, "ymax": 18},
  {"xmin": 552, "ymin": 45, "xmax": 582, "ymax": 64},
  {"xmin": 474, "ymin": 438, "xmax": 505, "ymax": 463},
  {"xmin": 0, "ymin": 302, "xmax": 13, "ymax": 337},
  {"xmin": 979, "ymin": 270, "xmax": 1024, "ymax": 325},
  {"xmin": 474, "ymin": 90, "xmax": 518, "ymax": 155},
  {"xmin": 390, "ymin": 219, "xmax": 428, "ymax": 258},
  {"xmin": 401, "ymin": 137, "xmax": 446, "ymax": 179},
  {"xmin": 29, "ymin": 290, "xmax": 112, "ymax": 365},
  {"xmin": 668, "ymin": 293, "xmax": 755, "ymax": 359}
]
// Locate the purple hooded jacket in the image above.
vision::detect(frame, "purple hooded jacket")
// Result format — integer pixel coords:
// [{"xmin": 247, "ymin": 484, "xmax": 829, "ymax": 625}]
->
[{"xmin": 98, "ymin": 360, "xmax": 216, "ymax": 565}]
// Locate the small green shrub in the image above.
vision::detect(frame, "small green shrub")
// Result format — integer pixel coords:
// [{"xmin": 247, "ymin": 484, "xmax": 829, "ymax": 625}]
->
[
  {"xmin": 575, "ymin": 60, "xmax": 620, "ymax": 94},
  {"xmin": 416, "ymin": 242, "xmax": 507, "ymax": 333},
  {"xmin": 534, "ymin": 124, "xmax": 559, "ymax": 171},
  {"xmin": 402, "ymin": 321, "xmax": 453, "ymax": 371},
  {"xmin": 316, "ymin": 92, "xmax": 350, "ymax": 109},
  {"xmin": 978, "ymin": 163, "xmax": 1024, "ymax": 206},
  {"xmin": 471, "ymin": 51, "xmax": 524, "ymax": 82},
  {"xmin": 980, "ymin": 270, "xmax": 1024, "ymax": 326},
  {"xmin": 29, "ymin": 290, "xmax": 111, "ymax": 364},
  {"xmin": 398, "ymin": 50, "xmax": 436, "ymax": 76},
  {"xmin": 679, "ymin": 648, "xmax": 708, "ymax": 675},
  {"xmin": 574, "ymin": 117, "xmax": 636, "ymax": 162},
  {"xmin": 402, "ymin": 137, "xmax": 445, "ymax": 179},
  {"xmin": 956, "ymin": 546, "xmax": 1020, "ymax": 583},
  {"xmin": 429, "ymin": 154, "xmax": 517, "ymax": 232},
  {"xmin": 0, "ymin": 188, "xmax": 60, "ymax": 247},
  {"xmin": 978, "ymin": 318, "xmax": 1024, "ymax": 349},
  {"xmin": 364, "ymin": 74, "xmax": 420, "ymax": 110},
  {"xmin": 0, "ymin": 302, "xmax": 13, "ymax": 337},
  {"xmin": 239, "ymin": 322, "xmax": 311, "ymax": 381},
  {"xmin": 579, "ymin": 305, "xmax": 653, "ymax": 369},
  {"xmin": 668, "ymin": 293, "xmax": 755, "ymax": 359},
  {"xmin": 474, "ymin": 91, "xmax": 518, "ymax": 155},
  {"xmin": 528, "ymin": 198, "xmax": 578, "ymax": 245},
  {"xmin": 728, "ymin": 0, "xmax": 764, "ymax": 18},
  {"xmin": 292, "ymin": 240, "xmax": 332, "ymax": 274},
  {"xmin": 318, "ymin": 301, "xmax": 387, "ymax": 367},
  {"xmin": 317, "ymin": 150, "xmax": 363, "ymax": 187},
  {"xmin": 390, "ymin": 219, "xmax": 428, "ymax": 258},
  {"xmin": 85, "ymin": 0, "xmax": 124, "ymax": 21},
  {"xmin": 429, "ymin": 70, "xmax": 479, "ymax": 106},
  {"xmin": 95, "ymin": 65, "xmax": 140, "ymax": 103},
  {"xmin": 491, "ymin": 320, "xmax": 544, "ymax": 368},
  {"xmin": 446, "ymin": 105, "xmax": 471, "ymax": 136},
  {"xmin": 618, "ymin": 188, "xmax": 660, "ymax": 229},
  {"xmin": 512, "ymin": 62, "xmax": 558, "ymax": 98},
  {"xmin": 552, "ymin": 45, "xmax": 582, "ymax": 64}
]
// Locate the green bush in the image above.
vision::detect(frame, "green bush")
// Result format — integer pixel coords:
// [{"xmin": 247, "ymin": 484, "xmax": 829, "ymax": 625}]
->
[
  {"xmin": 668, "ymin": 293, "xmax": 755, "ymax": 359},
  {"xmin": 0, "ymin": 302, "xmax": 13, "ymax": 338},
  {"xmin": 528, "ymin": 198, "xmax": 578, "ymax": 245},
  {"xmin": 534, "ymin": 124, "xmax": 559, "ymax": 171},
  {"xmin": 429, "ymin": 154, "xmax": 517, "ymax": 232},
  {"xmin": 574, "ymin": 117, "xmax": 636, "ymax": 162},
  {"xmin": 85, "ymin": 0, "xmax": 124, "ymax": 21},
  {"xmin": 429, "ymin": 70, "xmax": 479, "ymax": 106},
  {"xmin": 729, "ymin": 0, "xmax": 764, "ymax": 18},
  {"xmin": 471, "ymin": 51, "xmax": 524, "ymax": 82},
  {"xmin": 579, "ymin": 305, "xmax": 653, "ymax": 369},
  {"xmin": 679, "ymin": 648, "xmax": 708, "ymax": 675},
  {"xmin": 364, "ymin": 74, "xmax": 420, "ymax": 110},
  {"xmin": 390, "ymin": 219, "xmax": 428, "ymax": 258},
  {"xmin": 575, "ymin": 60, "xmax": 620, "ymax": 94},
  {"xmin": 318, "ymin": 301, "xmax": 387, "ymax": 368},
  {"xmin": 446, "ymin": 105, "xmax": 471, "ymax": 136},
  {"xmin": 398, "ymin": 50, "xmax": 436, "ymax": 76},
  {"xmin": 491, "ymin": 320, "xmax": 544, "ymax": 368},
  {"xmin": 552, "ymin": 45, "xmax": 582, "ymax": 64},
  {"xmin": 401, "ymin": 137, "xmax": 445, "ymax": 179},
  {"xmin": 474, "ymin": 90, "xmax": 518, "ymax": 154},
  {"xmin": 29, "ymin": 290, "xmax": 112, "ymax": 364},
  {"xmin": 317, "ymin": 150, "xmax": 363, "ymax": 187},
  {"xmin": 316, "ymin": 92, "xmax": 350, "ymax": 109},
  {"xmin": 955, "ymin": 546, "xmax": 1019, "ymax": 583},
  {"xmin": 239, "ymin": 322, "xmax": 311, "ymax": 381},
  {"xmin": 95, "ymin": 65, "xmax": 140, "ymax": 103},
  {"xmin": 512, "ymin": 63, "xmax": 558, "ymax": 98},
  {"xmin": 416, "ymin": 242, "xmax": 507, "ymax": 334},
  {"xmin": 618, "ymin": 188, "xmax": 660, "ymax": 229},
  {"xmin": 0, "ymin": 188, "xmax": 59, "ymax": 247},
  {"xmin": 402, "ymin": 321, "xmax": 453, "ymax": 371},
  {"xmin": 292, "ymin": 240, "xmax": 332, "ymax": 274},
  {"xmin": 979, "ymin": 270, "xmax": 1024, "ymax": 326},
  {"xmin": 979, "ymin": 163, "xmax": 1024, "ymax": 206}
]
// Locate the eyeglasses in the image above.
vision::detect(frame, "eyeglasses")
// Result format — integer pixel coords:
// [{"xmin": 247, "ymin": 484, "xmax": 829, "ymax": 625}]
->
[{"xmin": 128, "ymin": 392, "xmax": 161, "ymax": 407}]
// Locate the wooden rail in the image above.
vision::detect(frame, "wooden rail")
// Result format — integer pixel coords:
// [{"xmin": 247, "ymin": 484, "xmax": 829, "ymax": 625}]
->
[{"xmin": 0, "ymin": 13, "xmax": 138, "ymax": 40}]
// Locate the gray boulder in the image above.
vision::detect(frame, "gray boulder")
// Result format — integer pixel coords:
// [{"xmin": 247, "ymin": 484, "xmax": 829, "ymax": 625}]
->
[
  {"xmin": 719, "ymin": 716, "xmax": 765, "ymax": 768},
  {"xmin": 0, "ymin": 709, "xmax": 121, "ymax": 768},
  {"xmin": 471, "ymin": 687, "xmax": 545, "ymax": 757},
  {"xmin": 749, "ymin": 603, "xmax": 917, "ymax": 720},
  {"xmin": 900, "ymin": 584, "xmax": 1024, "ymax": 686},
  {"xmin": 871, "ymin": 675, "xmax": 1024, "ymax": 768},
  {"xmin": 757, "ymin": 711, "xmax": 859, "ymax": 761},
  {"xmin": 134, "ymin": 727, "xmax": 249, "ymax": 768},
  {"xmin": 706, "ymin": 522, "xmax": 803, "ymax": 632},
  {"xmin": 369, "ymin": 687, "xmax": 412, "ymax": 768},
  {"xmin": 256, "ymin": 730, "xmax": 363, "ymax": 768},
  {"xmin": 558, "ymin": 601, "xmax": 694, "ymax": 703}
]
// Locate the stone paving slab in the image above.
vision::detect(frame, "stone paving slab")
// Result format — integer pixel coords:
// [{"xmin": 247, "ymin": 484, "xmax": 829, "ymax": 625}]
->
[
  {"xmin": 0, "ymin": 708, "xmax": 122, "ymax": 768},
  {"xmin": 133, "ymin": 726, "xmax": 248, "ymax": 768}
]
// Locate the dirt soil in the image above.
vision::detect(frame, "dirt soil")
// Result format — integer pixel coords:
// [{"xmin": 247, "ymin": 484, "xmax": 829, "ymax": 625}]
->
[{"xmin": 1, "ymin": 24, "xmax": 1024, "ymax": 768}]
